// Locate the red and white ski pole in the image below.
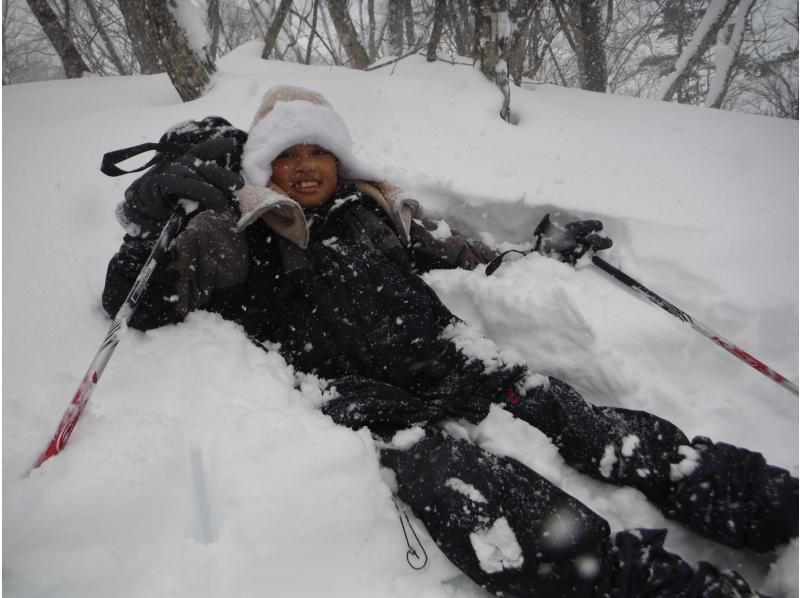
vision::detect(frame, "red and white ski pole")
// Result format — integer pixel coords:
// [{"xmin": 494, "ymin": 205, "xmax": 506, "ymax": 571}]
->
[
  {"xmin": 592, "ymin": 256, "xmax": 798, "ymax": 396},
  {"xmin": 31, "ymin": 207, "xmax": 191, "ymax": 471}
]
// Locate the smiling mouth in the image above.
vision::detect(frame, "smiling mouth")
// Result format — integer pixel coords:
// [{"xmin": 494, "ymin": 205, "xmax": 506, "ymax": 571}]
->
[{"xmin": 292, "ymin": 180, "xmax": 321, "ymax": 193}]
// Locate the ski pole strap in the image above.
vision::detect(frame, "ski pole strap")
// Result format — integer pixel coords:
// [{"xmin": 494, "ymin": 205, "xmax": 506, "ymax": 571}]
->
[
  {"xmin": 592, "ymin": 256, "xmax": 799, "ymax": 396},
  {"xmin": 100, "ymin": 141, "xmax": 191, "ymax": 177},
  {"xmin": 392, "ymin": 498, "xmax": 428, "ymax": 570},
  {"xmin": 485, "ymin": 249, "xmax": 532, "ymax": 276}
]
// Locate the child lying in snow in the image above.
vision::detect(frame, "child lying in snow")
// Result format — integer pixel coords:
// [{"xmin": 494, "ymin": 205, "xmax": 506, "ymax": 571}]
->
[{"xmin": 103, "ymin": 85, "xmax": 797, "ymax": 598}]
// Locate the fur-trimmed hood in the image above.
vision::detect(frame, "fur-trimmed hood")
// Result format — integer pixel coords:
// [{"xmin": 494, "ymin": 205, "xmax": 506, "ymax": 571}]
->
[
  {"xmin": 241, "ymin": 85, "xmax": 380, "ymax": 187},
  {"xmin": 236, "ymin": 85, "xmax": 422, "ymax": 248},
  {"xmin": 235, "ymin": 180, "xmax": 421, "ymax": 249}
]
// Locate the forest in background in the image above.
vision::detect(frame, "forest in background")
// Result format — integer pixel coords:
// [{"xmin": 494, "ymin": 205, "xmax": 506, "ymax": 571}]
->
[{"xmin": 3, "ymin": 0, "xmax": 798, "ymax": 120}]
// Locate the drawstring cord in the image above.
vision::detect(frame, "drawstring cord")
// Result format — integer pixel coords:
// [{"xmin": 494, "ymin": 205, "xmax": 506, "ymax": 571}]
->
[{"xmin": 392, "ymin": 498, "xmax": 428, "ymax": 570}]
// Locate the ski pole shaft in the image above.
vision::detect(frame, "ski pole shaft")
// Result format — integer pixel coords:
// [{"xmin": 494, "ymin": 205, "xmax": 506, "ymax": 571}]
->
[
  {"xmin": 32, "ymin": 208, "xmax": 190, "ymax": 471},
  {"xmin": 591, "ymin": 256, "xmax": 798, "ymax": 396}
]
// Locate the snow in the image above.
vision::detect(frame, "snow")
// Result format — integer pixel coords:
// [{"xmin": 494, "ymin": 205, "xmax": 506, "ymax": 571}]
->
[
  {"xmin": 445, "ymin": 478, "xmax": 488, "ymax": 504},
  {"xmin": 599, "ymin": 444, "xmax": 618, "ymax": 478},
  {"xmin": 670, "ymin": 444, "xmax": 702, "ymax": 481},
  {"xmin": 441, "ymin": 321, "xmax": 526, "ymax": 375},
  {"xmin": 390, "ymin": 426, "xmax": 426, "ymax": 450},
  {"xmin": 469, "ymin": 517, "xmax": 524, "ymax": 574},
  {"xmin": 620, "ymin": 435, "xmax": 639, "ymax": 457},
  {"xmin": 3, "ymin": 40, "xmax": 798, "ymax": 597},
  {"xmin": 169, "ymin": 0, "xmax": 211, "ymax": 59}
]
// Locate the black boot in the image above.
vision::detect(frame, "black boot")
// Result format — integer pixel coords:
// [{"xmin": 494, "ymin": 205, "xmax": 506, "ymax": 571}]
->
[
  {"xmin": 662, "ymin": 436, "xmax": 798, "ymax": 553},
  {"xmin": 598, "ymin": 528, "xmax": 764, "ymax": 598},
  {"xmin": 507, "ymin": 377, "xmax": 798, "ymax": 554}
]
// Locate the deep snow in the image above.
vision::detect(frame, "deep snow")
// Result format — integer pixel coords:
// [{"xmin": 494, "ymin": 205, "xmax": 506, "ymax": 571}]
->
[{"xmin": 3, "ymin": 42, "xmax": 798, "ymax": 597}]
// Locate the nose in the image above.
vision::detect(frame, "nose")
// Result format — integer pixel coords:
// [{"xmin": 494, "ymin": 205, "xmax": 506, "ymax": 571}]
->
[{"xmin": 294, "ymin": 154, "xmax": 318, "ymax": 171}]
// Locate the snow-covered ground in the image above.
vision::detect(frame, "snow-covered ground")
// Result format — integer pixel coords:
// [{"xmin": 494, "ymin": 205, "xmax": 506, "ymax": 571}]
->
[{"xmin": 3, "ymin": 42, "xmax": 798, "ymax": 597}]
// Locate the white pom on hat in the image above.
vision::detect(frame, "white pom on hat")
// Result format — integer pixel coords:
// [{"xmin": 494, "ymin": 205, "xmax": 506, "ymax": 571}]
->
[{"xmin": 241, "ymin": 85, "xmax": 381, "ymax": 187}]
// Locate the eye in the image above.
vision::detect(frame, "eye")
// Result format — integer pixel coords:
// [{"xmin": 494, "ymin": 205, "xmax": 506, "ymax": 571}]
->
[
  {"xmin": 312, "ymin": 148, "xmax": 331, "ymax": 157},
  {"xmin": 276, "ymin": 150, "xmax": 295, "ymax": 160}
]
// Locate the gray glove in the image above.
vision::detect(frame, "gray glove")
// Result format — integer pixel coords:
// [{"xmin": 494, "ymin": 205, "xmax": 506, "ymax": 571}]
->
[{"xmin": 169, "ymin": 209, "xmax": 249, "ymax": 316}]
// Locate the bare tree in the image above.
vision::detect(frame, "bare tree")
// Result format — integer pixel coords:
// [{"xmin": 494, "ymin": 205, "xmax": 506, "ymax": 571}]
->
[
  {"xmin": 386, "ymin": 0, "xmax": 404, "ymax": 55},
  {"xmin": 4, "ymin": 0, "xmax": 62, "ymax": 83},
  {"xmin": 575, "ymin": 0, "xmax": 608, "ymax": 91},
  {"xmin": 705, "ymin": 0, "xmax": 756, "ymax": 108},
  {"xmin": 207, "ymin": 0, "xmax": 222, "ymax": 62},
  {"xmin": 367, "ymin": 0, "xmax": 378, "ymax": 59},
  {"xmin": 278, "ymin": 10, "xmax": 305, "ymax": 62},
  {"xmin": 427, "ymin": 0, "xmax": 446, "ymax": 61},
  {"xmin": 6, "ymin": 0, "xmax": 796, "ymax": 120},
  {"xmin": 658, "ymin": 0, "xmax": 740, "ymax": 101},
  {"xmin": 305, "ymin": 0, "xmax": 320, "ymax": 64},
  {"xmin": 403, "ymin": 0, "xmax": 415, "ymax": 49},
  {"xmin": 144, "ymin": 0, "xmax": 215, "ymax": 101},
  {"xmin": 318, "ymin": 4, "xmax": 344, "ymax": 64},
  {"xmin": 550, "ymin": 0, "xmax": 607, "ymax": 91},
  {"xmin": 262, "ymin": 0, "xmax": 293, "ymax": 59},
  {"xmin": 445, "ymin": 0, "xmax": 474, "ymax": 56},
  {"xmin": 25, "ymin": 0, "xmax": 90, "ymax": 77},
  {"xmin": 507, "ymin": 0, "xmax": 538, "ymax": 86},
  {"xmin": 118, "ymin": 0, "xmax": 162, "ymax": 74},
  {"xmin": 474, "ymin": 0, "xmax": 512, "ymax": 121},
  {"xmin": 326, "ymin": 0, "xmax": 371, "ymax": 68},
  {"xmin": 83, "ymin": 0, "xmax": 128, "ymax": 74}
]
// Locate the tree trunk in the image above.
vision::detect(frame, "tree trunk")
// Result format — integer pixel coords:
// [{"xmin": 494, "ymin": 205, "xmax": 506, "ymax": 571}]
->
[
  {"xmin": 473, "ymin": 0, "xmax": 511, "ymax": 121},
  {"xmin": 658, "ymin": 0, "xmax": 739, "ymax": 102},
  {"xmin": 387, "ymin": 0, "xmax": 404, "ymax": 55},
  {"xmin": 262, "ymin": 0, "xmax": 293, "ymax": 59},
  {"xmin": 118, "ymin": 0, "xmax": 162, "ymax": 74},
  {"xmin": 367, "ymin": 0, "xmax": 377, "ymax": 59},
  {"xmin": 577, "ymin": 0, "xmax": 607, "ymax": 91},
  {"xmin": 326, "ymin": 0, "xmax": 371, "ymax": 68},
  {"xmin": 26, "ymin": 0, "xmax": 90, "ymax": 78},
  {"xmin": 705, "ymin": 0, "xmax": 755, "ymax": 109},
  {"xmin": 144, "ymin": 0, "xmax": 214, "ymax": 102},
  {"xmin": 427, "ymin": 0, "xmax": 446, "ymax": 61},
  {"xmin": 508, "ymin": 0, "xmax": 538, "ymax": 86},
  {"xmin": 318, "ymin": 6, "xmax": 343, "ymax": 65},
  {"xmin": 84, "ymin": 0, "xmax": 128, "ymax": 74},
  {"xmin": 306, "ymin": 0, "xmax": 320, "ymax": 64},
  {"xmin": 207, "ymin": 0, "xmax": 222, "ymax": 62},
  {"xmin": 403, "ymin": 0, "xmax": 415, "ymax": 49},
  {"xmin": 2, "ymin": 0, "xmax": 11, "ymax": 84}
]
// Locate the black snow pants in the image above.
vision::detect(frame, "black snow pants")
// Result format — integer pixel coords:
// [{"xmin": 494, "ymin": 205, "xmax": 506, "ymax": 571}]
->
[{"xmin": 326, "ymin": 373, "xmax": 797, "ymax": 598}]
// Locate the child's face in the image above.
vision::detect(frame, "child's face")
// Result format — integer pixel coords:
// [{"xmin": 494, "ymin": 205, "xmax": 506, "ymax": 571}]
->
[{"xmin": 270, "ymin": 144, "xmax": 340, "ymax": 209}]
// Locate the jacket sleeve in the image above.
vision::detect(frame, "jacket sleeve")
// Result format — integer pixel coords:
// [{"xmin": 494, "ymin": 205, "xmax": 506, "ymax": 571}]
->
[
  {"xmin": 102, "ymin": 235, "xmax": 185, "ymax": 330},
  {"xmin": 102, "ymin": 209, "xmax": 250, "ymax": 330},
  {"xmin": 321, "ymin": 376, "xmax": 446, "ymax": 434},
  {"xmin": 408, "ymin": 218, "xmax": 498, "ymax": 273}
]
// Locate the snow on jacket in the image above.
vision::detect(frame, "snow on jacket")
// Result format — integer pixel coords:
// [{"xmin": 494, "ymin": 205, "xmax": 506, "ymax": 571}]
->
[{"xmin": 102, "ymin": 182, "xmax": 507, "ymax": 415}]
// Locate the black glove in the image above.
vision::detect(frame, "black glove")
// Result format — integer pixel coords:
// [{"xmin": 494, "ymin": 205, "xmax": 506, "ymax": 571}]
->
[
  {"xmin": 118, "ymin": 137, "xmax": 245, "ymax": 238},
  {"xmin": 322, "ymin": 376, "xmax": 445, "ymax": 433},
  {"xmin": 533, "ymin": 213, "xmax": 612, "ymax": 265}
]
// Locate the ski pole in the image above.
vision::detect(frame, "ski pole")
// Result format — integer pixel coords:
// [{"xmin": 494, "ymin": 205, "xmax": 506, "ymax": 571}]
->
[
  {"xmin": 31, "ymin": 207, "xmax": 191, "ymax": 471},
  {"xmin": 591, "ymin": 255, "xmax": 799, "ymax": 396}
]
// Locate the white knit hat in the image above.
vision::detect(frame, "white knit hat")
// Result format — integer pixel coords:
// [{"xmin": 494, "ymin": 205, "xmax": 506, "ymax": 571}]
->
[{"xmin": 241, "ymin": 85, "xmax": 381, "ymax": 187}]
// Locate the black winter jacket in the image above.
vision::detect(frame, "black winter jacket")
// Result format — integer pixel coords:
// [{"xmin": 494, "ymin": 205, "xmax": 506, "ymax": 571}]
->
[{"xmin": 103, "ymin": 186, "xmax": 522, "ymax": 426}]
